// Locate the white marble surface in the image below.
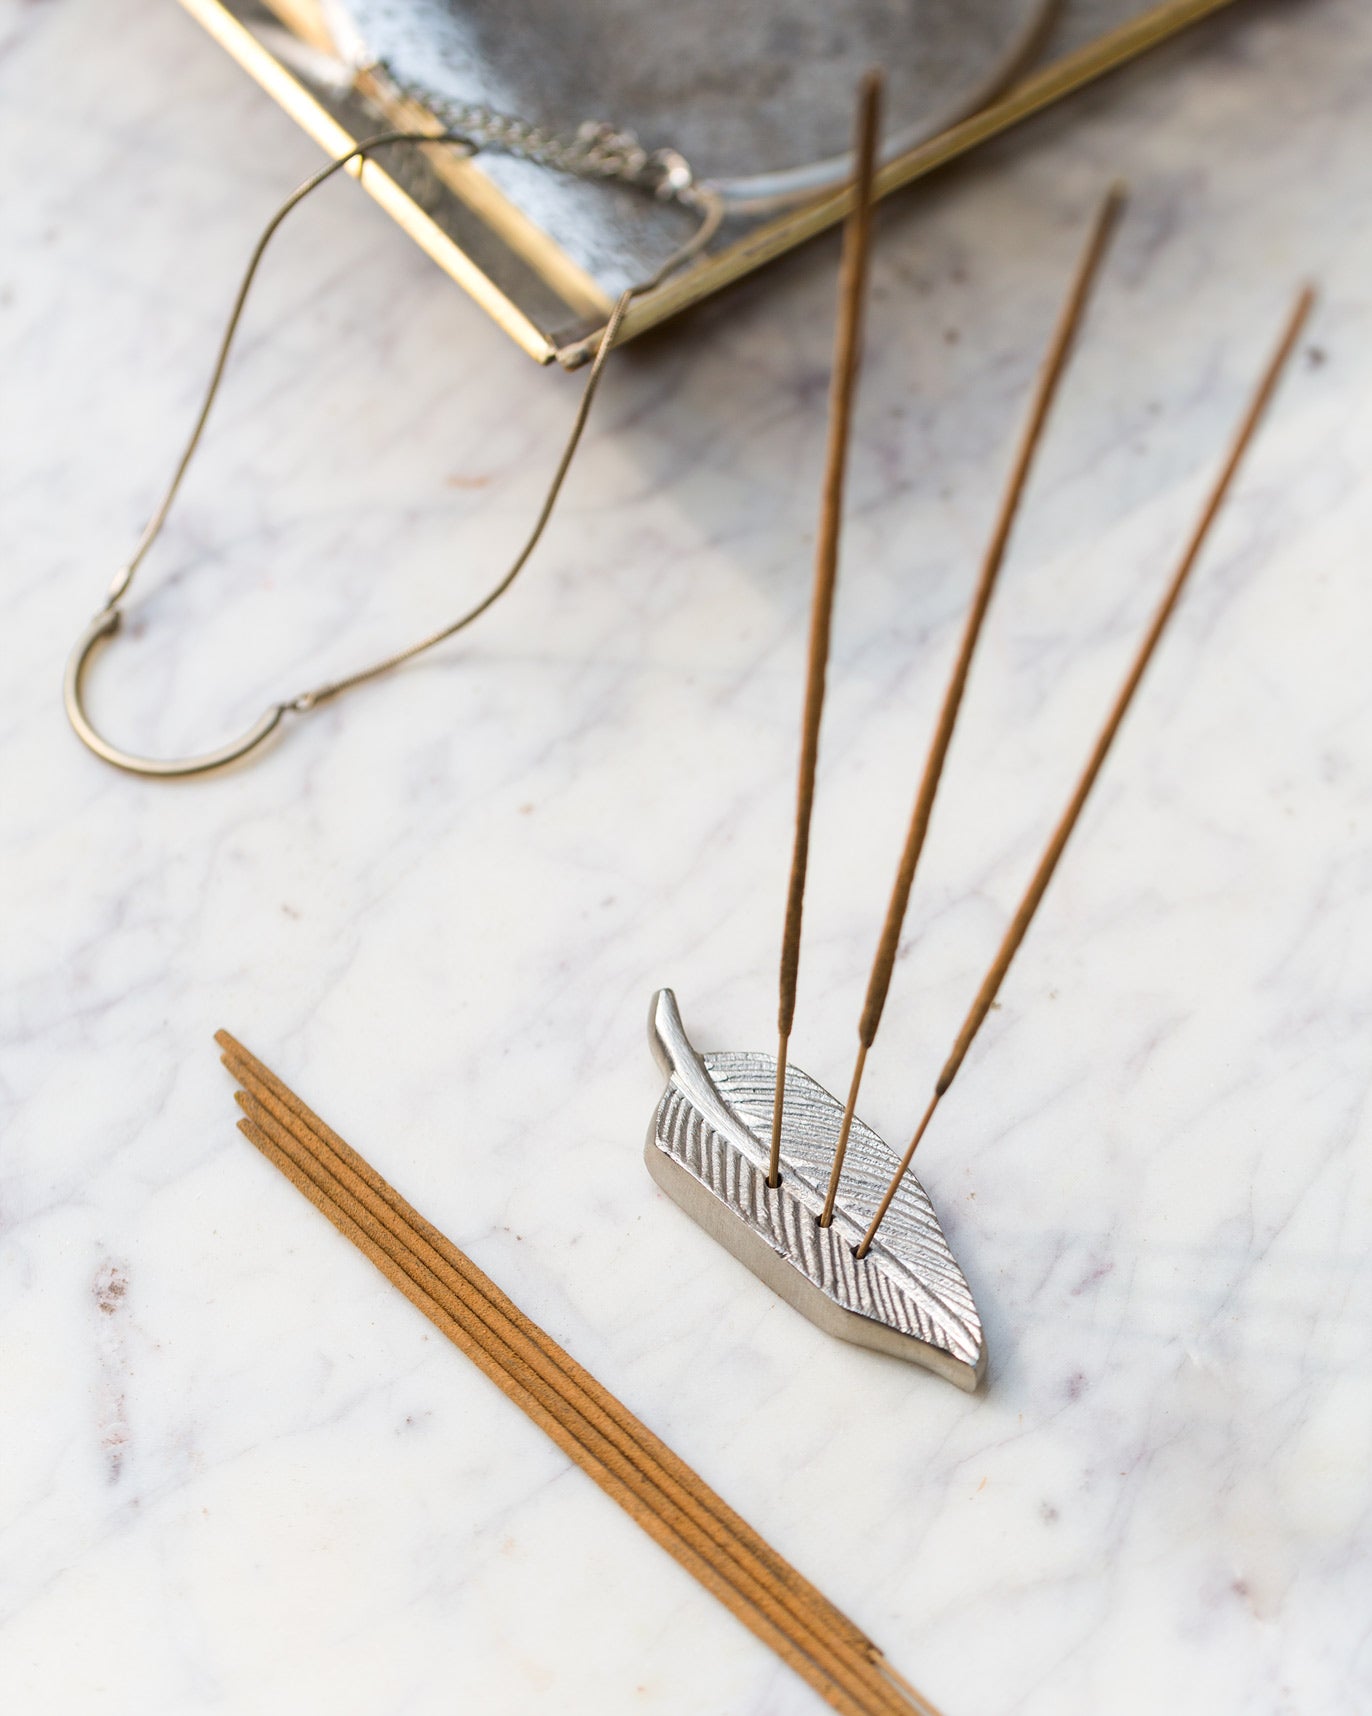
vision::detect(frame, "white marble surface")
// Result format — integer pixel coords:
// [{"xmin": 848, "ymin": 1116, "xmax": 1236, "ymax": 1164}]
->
[{"xmin": 3, "ymin": 1, "xmax": 1370, "ymax": 1711}]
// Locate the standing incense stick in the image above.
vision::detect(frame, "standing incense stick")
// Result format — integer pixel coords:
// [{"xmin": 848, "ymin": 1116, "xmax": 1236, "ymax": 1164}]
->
[
  {"xmin": 858, "ymin": 284, "xmax": 1314, "ymax": 1256},
  {"xmin": 818, "ymin": 185, "xmax": 1123, "ymax": 1227},
  {"xmin": 770, "ymin": 73, "xmax": 883, "ymax": 1188}
]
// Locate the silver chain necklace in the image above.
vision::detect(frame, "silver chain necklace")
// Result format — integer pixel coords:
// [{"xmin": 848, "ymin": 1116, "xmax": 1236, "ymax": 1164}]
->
[{"xmin": 383, "ymin": 67, "xmax": 699, "ymax": 201}]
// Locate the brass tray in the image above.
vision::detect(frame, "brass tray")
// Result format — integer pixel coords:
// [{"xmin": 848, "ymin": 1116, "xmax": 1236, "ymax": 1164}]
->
[{"xmin": 181, "ymin": 0, "xmax": 1241, "ymax": 363}]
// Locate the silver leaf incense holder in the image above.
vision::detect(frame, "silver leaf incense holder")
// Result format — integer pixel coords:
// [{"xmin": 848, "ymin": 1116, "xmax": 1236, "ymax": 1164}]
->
[{"xmin": 646, "ymin": 990, "xmax": 985, "ymax": 1390}]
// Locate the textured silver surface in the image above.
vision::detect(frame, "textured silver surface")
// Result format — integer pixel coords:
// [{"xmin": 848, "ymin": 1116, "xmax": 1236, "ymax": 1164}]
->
[
  {"xmin": 646, "ymin": 989, "xmax": 985, "ymax": 1388},
  {"xmin": 330, "ymin": 0, "xmax": 1051, "ymax": 202},
  {"xmin": 219, "ymin": 0, "xmax": 1195, "ymax": 339},
  {"xmin": 325, "ymin": 0, "xmax": 1059, "ymax": 294}
]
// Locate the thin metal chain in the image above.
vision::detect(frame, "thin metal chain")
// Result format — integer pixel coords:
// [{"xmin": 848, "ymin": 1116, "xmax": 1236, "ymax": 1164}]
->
[{"xmin": 376, "ymin": 63, "xmax": 699, "ymax": 202}]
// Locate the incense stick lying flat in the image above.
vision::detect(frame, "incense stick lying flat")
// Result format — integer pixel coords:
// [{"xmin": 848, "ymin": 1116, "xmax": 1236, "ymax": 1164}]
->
[
  {"xmin": 858, "ymin": 284, "xmax": 1314, "ymax": 1257},
  {"xmin": 226, "ymin": 1073, "xmax": 881, "ymax": 1708},
  {"xmin": 819, "ymin": 184, "xmax": 1123, "ymax": 1227},
  {"xmin": 771, "ymin": 73, "xmax": 884, "ymax": 1189},
  {"xmin": 217, "ymin": 1033, "xmax": 941, "ymax": 1716}
]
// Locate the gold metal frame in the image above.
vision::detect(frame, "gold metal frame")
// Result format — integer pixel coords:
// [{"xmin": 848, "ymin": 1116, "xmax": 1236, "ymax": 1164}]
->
[{"xmin": 179, "ymin": 0, "xmax": 1242, "ymax": 363}]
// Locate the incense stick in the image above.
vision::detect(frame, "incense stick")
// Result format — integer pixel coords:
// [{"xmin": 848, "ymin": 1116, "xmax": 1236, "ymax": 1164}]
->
[
  {"xmin": 221, "ymin": 1047, "xmax": 878, "ymax": 1692},
  {"xmin": 217, "ymin": 1034, "xmax": 941, "ymax": 1715},
  {"xmin": 819, "ymin": 185, "xmax": 1123, "ymax": 1226},
  {"xmin": 770, "ymin": 73, "xmax": 884, "ymax": 1188},
  {"xmin": 857, "ymin": 284, "xmax": 1313, "ymax": 1256}
]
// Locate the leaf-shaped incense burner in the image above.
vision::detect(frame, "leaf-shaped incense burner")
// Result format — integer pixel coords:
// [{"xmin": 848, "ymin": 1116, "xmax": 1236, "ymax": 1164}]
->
[{"xmin": 646, "ymin": 990, "xmax": 985, "ymax": 1389}]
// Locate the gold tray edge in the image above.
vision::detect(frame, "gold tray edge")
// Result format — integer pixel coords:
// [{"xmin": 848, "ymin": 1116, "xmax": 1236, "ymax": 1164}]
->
[{"xmin": 176, "ymin": 0, "xmax": 561, "ymax": 363}]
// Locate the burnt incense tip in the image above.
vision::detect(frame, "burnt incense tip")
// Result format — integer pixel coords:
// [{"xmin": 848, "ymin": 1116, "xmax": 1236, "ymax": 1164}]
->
[{"xmin": 851, "ymin": 74, "xmax": 883, "ymax": 180}]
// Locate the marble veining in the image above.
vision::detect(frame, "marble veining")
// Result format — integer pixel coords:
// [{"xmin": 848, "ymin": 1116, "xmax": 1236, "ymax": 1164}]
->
[{"xmin": 2, "ymin": 1, "xmax": 1370, "ymax": 1713}]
